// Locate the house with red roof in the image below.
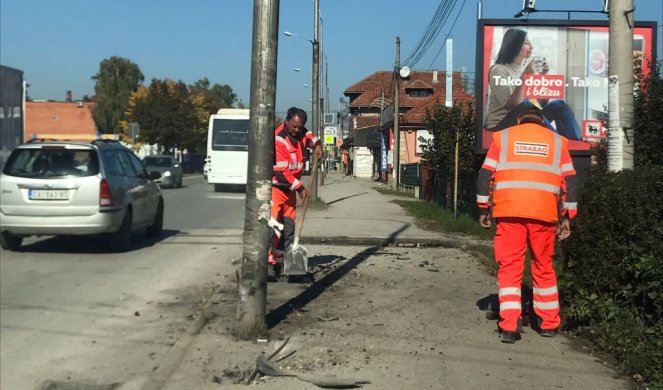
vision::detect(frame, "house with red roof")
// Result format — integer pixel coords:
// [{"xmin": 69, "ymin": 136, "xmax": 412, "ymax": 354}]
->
[
  {"xmin": 343, "ymin": 70, "xmax": 473, "ymax": 178},
  {"xmin": 24, "ymin": 101, "xmax": 97, "ymax": 142}
]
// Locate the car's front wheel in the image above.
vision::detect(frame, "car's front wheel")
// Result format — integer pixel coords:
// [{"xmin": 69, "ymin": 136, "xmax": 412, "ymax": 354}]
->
[
  {"xmin": 0, "ymin": 232, "xmax": 23, "ymax": 251},
  {"xmin": 146, "ymin": 200, "xmax": 164, "ymax": 237}
]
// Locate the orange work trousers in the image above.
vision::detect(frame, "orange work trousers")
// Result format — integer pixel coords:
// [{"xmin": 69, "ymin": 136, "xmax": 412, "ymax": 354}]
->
[
  {"xmin": 494, "ymin": 217, "xmax": 561, "ymax": 332},
  {"xmin": 269, "ymin": 187, "xmax": 297, "ymax": 265}
]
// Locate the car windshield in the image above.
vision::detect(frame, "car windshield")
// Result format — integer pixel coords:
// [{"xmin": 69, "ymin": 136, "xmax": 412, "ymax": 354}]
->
[
  {"xmin": 143, "ymin": 157, "xmax": 173, "ymax": 167},
  {"xmin": 2, "ymin": 147, "xmax": 99, "ymax": 179}
]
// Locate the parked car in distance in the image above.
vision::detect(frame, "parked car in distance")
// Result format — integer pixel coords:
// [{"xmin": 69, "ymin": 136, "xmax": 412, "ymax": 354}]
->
[
  {"xmin": 142, "ymin": 155, "xmax": 183, "ymax": 188},
  {"xmin": 0, "ymin": 138, "xmax": 164, "ymax": 252}
]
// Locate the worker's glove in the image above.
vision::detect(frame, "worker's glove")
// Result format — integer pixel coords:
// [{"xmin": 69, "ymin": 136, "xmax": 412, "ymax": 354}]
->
[{"xmin": 268, "ymin": 217, "xmax": 284, "ymax": 238}]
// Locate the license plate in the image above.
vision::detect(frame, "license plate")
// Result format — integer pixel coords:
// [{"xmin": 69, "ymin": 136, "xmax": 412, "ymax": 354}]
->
[{"xmin": 28, "ymin": 189, "xmax": 70, "ymax": 200}]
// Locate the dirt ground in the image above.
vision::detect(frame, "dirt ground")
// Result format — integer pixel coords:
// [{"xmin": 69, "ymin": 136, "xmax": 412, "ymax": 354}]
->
[{"xmin": 153, "ymin": 242, "xmax": 634, "ymax": 390}]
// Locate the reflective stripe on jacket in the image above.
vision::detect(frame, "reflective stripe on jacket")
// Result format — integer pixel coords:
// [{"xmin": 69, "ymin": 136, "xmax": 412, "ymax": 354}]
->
[
  {"xmin": 272, "ymin": 123, "xmax": 319, "ymax": 192},
  {"xmin": 476, "ymin": 123, "xmax": 578, "ymax": 222}
]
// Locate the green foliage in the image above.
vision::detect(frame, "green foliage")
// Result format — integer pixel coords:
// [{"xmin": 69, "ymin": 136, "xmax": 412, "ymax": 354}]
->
[
  {"xmin": 634, "ymin": 61, "xmax": 663, "ymax": 167},
  {"xmin": 558, "ymin": 166, "xmax": 663, "ymax": 388},
  {"xmin": 189, "ymin": 77, "xmax": 237, "ymax": 116},
  {"xmin": 419, "ymin": 102, "xmax": 482, "ymax": 215},
  {"xmin": 392, "ymin": 199, "xmax": 492, "ymax": 239},
  {"xmin": 127, "ymin": 79, "xmax": 207, "ymax": 153},
  {"xmin": 91, "ymin": 56, "xmax": 144, "ymax": 134},
  {"xmin": 421, "ymin": 102, "xmax": 478, "ymax": 177}
]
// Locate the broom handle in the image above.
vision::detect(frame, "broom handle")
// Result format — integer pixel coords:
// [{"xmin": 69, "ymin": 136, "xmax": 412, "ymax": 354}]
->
[{"xmin": 296, "ymin": 153, "xmax": 319, "ymax": 239}]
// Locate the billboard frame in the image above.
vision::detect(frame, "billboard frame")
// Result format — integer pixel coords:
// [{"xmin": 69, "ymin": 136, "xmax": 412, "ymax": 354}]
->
[{"xmin": 474, "ymin": 18, "xmax": 658, "ymax": 156}]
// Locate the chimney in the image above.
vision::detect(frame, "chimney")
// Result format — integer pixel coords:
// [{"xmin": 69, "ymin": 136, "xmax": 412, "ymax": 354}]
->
[
  {"xmin": 432, "ymin": 70, "xmax": 439, "ymax": 84},
  {"xmin": 65, "ymin": 90, "xmax": 72, "ymax": 102}
]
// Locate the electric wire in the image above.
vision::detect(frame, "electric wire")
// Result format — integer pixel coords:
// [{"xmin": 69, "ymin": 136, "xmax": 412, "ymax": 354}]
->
[
  {"xmin": 426, "ymin": 0, "xmax": 467, "ymax": 70},
  {"xmin": 405, "ymin": 0, "xmax": 457, "ymax": 67},
  {"xmin": 401, "ymin": 0, "xmax": 458, "ymax": 68}
]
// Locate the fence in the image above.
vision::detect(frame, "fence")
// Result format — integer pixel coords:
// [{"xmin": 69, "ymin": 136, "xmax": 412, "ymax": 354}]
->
[{"xmin": 400, "ymin": 162, "xmax": 479, "ymax": 218}]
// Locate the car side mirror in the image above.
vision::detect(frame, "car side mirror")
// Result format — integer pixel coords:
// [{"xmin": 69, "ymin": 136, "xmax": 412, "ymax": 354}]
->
[{"xmin": 148, "ymin": 171, "xmax": 161, "ymax": 180}]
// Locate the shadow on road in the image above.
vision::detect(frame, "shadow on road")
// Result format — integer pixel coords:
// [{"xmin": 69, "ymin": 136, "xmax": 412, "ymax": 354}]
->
[
  {"xmin": 476, "ymin": 284, "xmax": 537, "ymax": 329},
  {"xmin": 15, "ymin": 229, "xmax": 180, "ymax": 254},
  {"xmin": 266, "ymin": 224, "xmax": 410, "ymax": 329},
  {"xmin": 325, "ymin": 192, "xmax": 369, "ymax": 206}
]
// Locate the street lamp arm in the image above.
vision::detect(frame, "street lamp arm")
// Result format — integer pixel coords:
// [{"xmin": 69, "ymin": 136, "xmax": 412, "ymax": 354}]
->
[{"xmin": 283, "ymin": 31, "xmax": 314, "ymax": 44}]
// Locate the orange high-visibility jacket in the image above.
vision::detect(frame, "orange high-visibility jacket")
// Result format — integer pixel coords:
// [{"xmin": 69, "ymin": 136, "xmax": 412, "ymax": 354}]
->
[
  {"xmin": 272, "ymin": 123, "xmax": 319, "ymax": 192},
  {"xmin": 476, "ymin": 123, "xmax": 578, "ymax": 223}
]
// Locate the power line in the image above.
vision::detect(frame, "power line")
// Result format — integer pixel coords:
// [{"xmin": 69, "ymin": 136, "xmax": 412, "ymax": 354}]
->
[
  {"xmin": 427, "ymin": 0, "xmax": 467, "ymax": 70},
  {"xmin": 406, "ymin": 0, "xmax": 457, "ymax": 67},
  {"xmin": 401, "ymin": 0, "xmax": 458, "ymax": 68}
]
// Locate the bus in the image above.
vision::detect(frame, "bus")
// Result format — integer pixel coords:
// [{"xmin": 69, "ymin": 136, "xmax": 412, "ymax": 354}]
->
[{"xmin": 206, "ymin": 108, "xmax": 249, "ymax": 192}]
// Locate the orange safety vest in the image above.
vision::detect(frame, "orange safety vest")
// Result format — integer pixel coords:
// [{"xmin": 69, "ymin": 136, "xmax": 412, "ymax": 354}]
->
[
  {"xmin": 488, "ymin": 124, "xmax": 570, "ymax": 223},
  {"xmin": 272, "ymin": 123, "xmax": 318, "ymax": 192}
]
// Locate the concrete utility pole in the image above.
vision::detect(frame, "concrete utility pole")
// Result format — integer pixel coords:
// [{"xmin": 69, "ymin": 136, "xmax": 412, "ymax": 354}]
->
[
  {"xmin": 392, "ymin": 37, "xmax": 401, "ymax": 191},
  {"xmin": 311, "ymin": 0, "xmax": 321, "ymax": 200},
  {"xmin": 236, "ymin": 0, "xmax": 279, "ymax": 340},
  {"xmin": 607, "ymin": 0, "xmax": 635, "ymax": 171},
  {"xmin": 319, "ymin": 14, "xmax": 326, "ymax": 186}
]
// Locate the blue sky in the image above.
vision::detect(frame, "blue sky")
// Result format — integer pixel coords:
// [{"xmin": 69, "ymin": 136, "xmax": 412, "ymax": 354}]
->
[{"xmin": 1, "ymin": 0, "xmax": 661, "ymax": 117}]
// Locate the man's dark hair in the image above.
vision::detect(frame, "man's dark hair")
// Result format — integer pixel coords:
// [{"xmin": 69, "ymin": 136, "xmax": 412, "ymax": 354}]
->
[
  {"xmin": 518, "ymin": 106, "xmax": 544, "ymax": 124},
  {"xmin": 495, "ymin": 28, "xmax": 527, "ymax": 65},
  {"xmin": 286, "ymin": 107, "xmax": 307, "ymax": 124}
]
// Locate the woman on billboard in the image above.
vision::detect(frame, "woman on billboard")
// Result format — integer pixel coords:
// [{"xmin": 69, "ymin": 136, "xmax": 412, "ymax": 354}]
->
[{"xmin": 484, "ymin": 28, "xmax": 582, "ymax": 140}]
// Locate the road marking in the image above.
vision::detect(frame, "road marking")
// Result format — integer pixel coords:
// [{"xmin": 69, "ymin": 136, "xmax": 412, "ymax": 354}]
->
[{"xmin": 206, "ymin": 194, "xmax": 246, "ymax": 200}]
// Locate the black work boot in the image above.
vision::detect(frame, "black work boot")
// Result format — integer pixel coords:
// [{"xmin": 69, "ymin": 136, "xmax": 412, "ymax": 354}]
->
[
  {"xmin": 500, "ymin": 330, "xmax": 521, "ymax": 344},
  {"xmin": 540, "ymin": 328, "xmax": 558, "ymax": 337},
  {"xmin": 268, "ymin": 263, "xmax": 282, "ymax": 282}
]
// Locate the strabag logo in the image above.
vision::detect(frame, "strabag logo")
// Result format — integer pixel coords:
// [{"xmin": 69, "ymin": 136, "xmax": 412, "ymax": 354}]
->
[{"xmin": 514, "ymin": 142, "xmax": 549, "ymax": 157}]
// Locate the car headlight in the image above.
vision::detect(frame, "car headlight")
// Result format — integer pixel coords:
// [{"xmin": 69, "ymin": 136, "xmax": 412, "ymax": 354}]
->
[{"xmin": 163, "ymin": 171, "xmax": 171, "ymax": 177}]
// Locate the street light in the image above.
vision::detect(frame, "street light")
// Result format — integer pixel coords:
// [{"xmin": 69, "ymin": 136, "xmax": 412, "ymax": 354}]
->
[{"xmin": 283, "ymin": 31, "xmax": 312, "ymax": 43}]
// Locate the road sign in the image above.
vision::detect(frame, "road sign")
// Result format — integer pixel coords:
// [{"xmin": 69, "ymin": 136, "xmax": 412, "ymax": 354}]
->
[
  {"xmin": 324, "ymin": 126, "xmax": 337, "ymax": 137},
  {"xmin": 324, "ymin": 135, "xmax": 335, "ymax": 145},
  {"xmin": 336, "ymin": 138, "xmax": 343, "ymax": 147}
]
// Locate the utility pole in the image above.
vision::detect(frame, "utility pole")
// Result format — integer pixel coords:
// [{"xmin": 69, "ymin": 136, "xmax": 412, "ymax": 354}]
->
[
  {"xmin": 311, "ymin": 0, "xmax": 321, "ymax": 199},
  {"xmin": 236, "ymin": 0, "xmax": 279, "ymax": 340},
  {"xmin": 607, "ymin": 0, "xmax": 634, "ymax": 171},
  {"xmin": 319, "ymin": 10, "xmax": 326, "ymax": 186},
  {"xmin": 392, "ymin": 37, "xmax": 401, "ymax": 191}
]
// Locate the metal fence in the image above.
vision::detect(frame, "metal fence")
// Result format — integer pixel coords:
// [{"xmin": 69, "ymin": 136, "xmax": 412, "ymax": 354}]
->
[
  {"xmin": 400, "ymin": 162, "xmax": 479, "ymax": 218},
  {"xmin": 400, "ymin": 163, "xmax": 420, "ymax": 186}
]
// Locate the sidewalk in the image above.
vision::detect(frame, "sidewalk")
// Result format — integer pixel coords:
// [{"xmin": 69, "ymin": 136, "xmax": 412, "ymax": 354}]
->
[{"xmin": 143, "ymin": 172, "xmax": 634, "ymax": 390}]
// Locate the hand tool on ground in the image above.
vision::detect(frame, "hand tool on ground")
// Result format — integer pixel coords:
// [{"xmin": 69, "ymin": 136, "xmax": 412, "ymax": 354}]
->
[{"xmin": 283, "ymin": 154, "xmax": 319, "ymax": 276}]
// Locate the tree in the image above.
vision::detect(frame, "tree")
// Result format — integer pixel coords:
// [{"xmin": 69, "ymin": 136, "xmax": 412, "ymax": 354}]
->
[
  {"xmin": 123, "ymin": 79, "xmax": 207, "ymax": 153},
  {"xmin": 189, "ymin": 77, "xmax": 237, "ymax": 116},
  {"xmin": 420, "ymin": 101, "xmax": 479, "ymax": 210},
  {"xmin": 421, "ymin": 102, "xmax": 478, "ymax": 178},
  {"xmin": 91, "ymin": 56, "xmax": 144, "ymax": 134},
  {"xmin": 634, "ymin": 61, "xmax": 663, "ymax": 167}
]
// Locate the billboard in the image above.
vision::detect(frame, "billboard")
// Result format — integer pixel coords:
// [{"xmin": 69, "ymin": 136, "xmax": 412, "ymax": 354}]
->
[{"xmin": 475, "ymin": 19, "xmax": 656, "ymax": 154}]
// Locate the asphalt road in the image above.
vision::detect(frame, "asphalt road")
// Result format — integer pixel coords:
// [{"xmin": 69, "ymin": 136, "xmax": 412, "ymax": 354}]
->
[{"xmin": 0, "ymin": 175, "xmax": 243, "ymax": 389}]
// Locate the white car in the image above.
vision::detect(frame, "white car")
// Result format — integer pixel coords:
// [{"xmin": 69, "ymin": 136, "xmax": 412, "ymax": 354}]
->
[{"xmin": 0, "ymin": 139, "xmax": 164, "ymax": 252}]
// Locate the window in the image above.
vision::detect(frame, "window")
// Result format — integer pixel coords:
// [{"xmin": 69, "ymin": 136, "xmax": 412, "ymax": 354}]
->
[
  {"xmin": 126, "ymin": 151, "xmax": 147, "ymax": 177},
  {"xmin": 408, "ymin": 89, "xmax": 432, "ymax": 98},
  {"xmin": 3, "ymin": 148, "xmax": 99, "ymax": 179},
  {"xmin": 212, "ymin": 119, "xmax": 249, "ymax": 151},
  {"xmin": 144, "ymin": 156, "xmax": 174, "ymax": 167},
  {"xmin": 117, "ymin": 150, "xmax": 137, "ymax": 177},
  {"xmin": 102, "ymin": 150, "xmax": 124, "ymax": 176},
  {"xmin": 416, "ymin": 129, "xmax": 434, "ymax": 155}
]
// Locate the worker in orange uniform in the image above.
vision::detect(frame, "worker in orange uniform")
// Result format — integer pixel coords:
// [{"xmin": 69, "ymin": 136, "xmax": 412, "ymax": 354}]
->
[
  {"xmin": 269, "ymin": 107, "xmax": 323, "ymax": 280},
  {"xmin": 476, "ymin": 106, "xmax": 578, "ymax": 343}
]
